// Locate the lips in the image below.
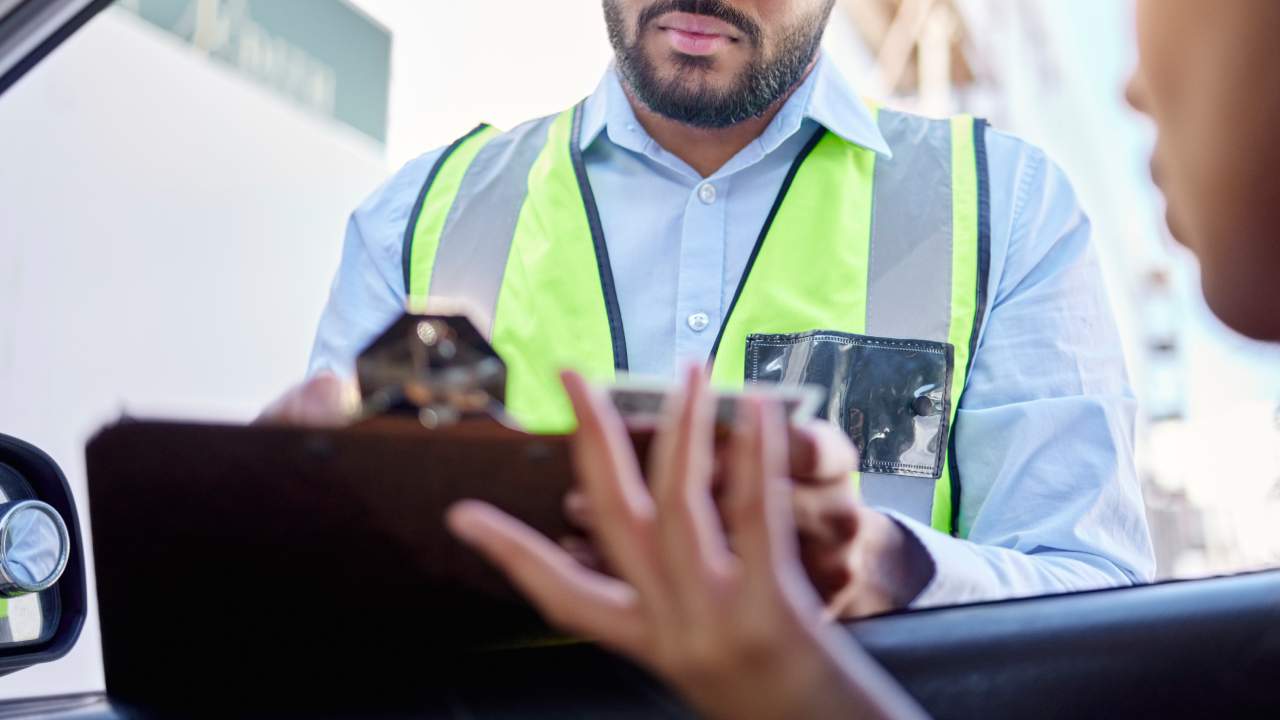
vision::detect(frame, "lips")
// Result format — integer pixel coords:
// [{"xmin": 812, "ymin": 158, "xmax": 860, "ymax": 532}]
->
[
  {"xmin": 657, "ymin": 11, "xmax": 741, "ymax": 39},
  {"xmin": 663, "ymin": 28, "xmax": 731, "ymax": 55},
  {"xmin": 655, "ymin": 11, "xmax": 741, "ymax": 56}
]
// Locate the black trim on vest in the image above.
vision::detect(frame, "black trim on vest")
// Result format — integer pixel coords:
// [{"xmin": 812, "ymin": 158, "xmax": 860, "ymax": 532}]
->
[
  {"xmin": 707, "ymin": 127, "xmax": 827, "ymax": 365},
  {"xmin": 401, "ymin": 123, "xmax": 492, "ymax": 296},
  {"xmin": 570, "ymin": 102, "xmax": 630, "ymax": 372},
  {"xmin": 947, "ymin": 118, "xmax": 993, "ymax": 536}
]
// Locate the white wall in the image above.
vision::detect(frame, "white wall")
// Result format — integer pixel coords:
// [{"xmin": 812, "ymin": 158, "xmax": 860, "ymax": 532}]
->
[
  {"xmin": 0, "ymin": 0, "xmax": 625, "ymax": 699},
  {"xmin": 0, "ymin": 8, "xmax": 387, "ymax": 697},
  {"xmin": 351, "ymin": 0, "xmax": 614, "ymax": 168}
]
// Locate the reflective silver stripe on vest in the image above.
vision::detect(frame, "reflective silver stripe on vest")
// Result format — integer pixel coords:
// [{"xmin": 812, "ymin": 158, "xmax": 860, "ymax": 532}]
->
[
  {"xmin": 429, "ymin": 114, "xmax": 557, "ymax": 338},
  {"xmin": 860, "ymin": 109, "xmax": 957, "ymax": 525}
]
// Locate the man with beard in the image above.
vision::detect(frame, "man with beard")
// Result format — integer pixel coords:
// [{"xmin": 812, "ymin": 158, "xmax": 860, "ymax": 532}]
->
[{"xmin": 280, "ymin": 0, "xmax": 1154, "ymax": 616}]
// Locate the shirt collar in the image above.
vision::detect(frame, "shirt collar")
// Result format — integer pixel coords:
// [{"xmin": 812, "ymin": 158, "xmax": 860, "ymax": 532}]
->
[{"xmin": 578, "ymin": 51, "xmax": 892, "ymax": 158}]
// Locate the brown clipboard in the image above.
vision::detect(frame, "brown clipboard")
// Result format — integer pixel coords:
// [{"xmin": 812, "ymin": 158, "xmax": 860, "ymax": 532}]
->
[{"xmin": 85, "ymin": 416, "xmax": 622, "ymax": 705}]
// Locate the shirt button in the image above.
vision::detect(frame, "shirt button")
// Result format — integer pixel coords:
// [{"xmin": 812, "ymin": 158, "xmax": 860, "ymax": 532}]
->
[
  {"xmin": 687, "ymin": 312, "xmax": 711, "ymax": 332},
  {"xmin": 697, "ymin": 183, "xmax": 717, "ymax": 205}
]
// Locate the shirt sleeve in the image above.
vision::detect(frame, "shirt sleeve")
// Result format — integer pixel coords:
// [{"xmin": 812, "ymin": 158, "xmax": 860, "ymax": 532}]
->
[
  {"xmin": 887, "ymin": 129, "xmax": 1156, "ymax": 609},
  {"xmin": 307, "ymin": 149, "xmax": 446, "ymax": 378}
]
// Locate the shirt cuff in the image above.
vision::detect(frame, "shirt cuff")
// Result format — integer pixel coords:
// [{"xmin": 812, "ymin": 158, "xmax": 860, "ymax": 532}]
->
[{"xmin": 878, "ymin": 509, "xmax": 985, "ymax": 610}]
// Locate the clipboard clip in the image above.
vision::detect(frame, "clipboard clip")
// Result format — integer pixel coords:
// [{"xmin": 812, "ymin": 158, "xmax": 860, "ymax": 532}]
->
[{"xmin": 354, "ymin": 314, "xmax": 519, "ymax": 430}]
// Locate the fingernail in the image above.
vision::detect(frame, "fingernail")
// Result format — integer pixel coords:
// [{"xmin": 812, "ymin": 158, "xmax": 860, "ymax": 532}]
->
[
  {"xmin": 445, "ymin": 502, "xmax": 481, "ymax": 543},
  {"xmin": 560, "ymin": 369, "xmax": 583, "ymax": 398}
]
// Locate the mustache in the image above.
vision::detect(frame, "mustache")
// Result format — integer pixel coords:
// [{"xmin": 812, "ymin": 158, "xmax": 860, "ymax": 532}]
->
[{"xmin": 637, "ymin": 0, "xmax": 762, "ymax": 45}]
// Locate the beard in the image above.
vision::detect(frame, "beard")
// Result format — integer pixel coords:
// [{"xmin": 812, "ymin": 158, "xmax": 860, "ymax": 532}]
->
[{"xmin": 604, "ymin": 0, "xmax": 835, "ymax": 129}]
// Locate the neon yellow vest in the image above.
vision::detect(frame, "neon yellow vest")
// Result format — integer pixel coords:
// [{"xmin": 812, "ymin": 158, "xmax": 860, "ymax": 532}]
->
[{"xmin": 402, "ymin": 104, "xmax": 990, "ymax": 535}]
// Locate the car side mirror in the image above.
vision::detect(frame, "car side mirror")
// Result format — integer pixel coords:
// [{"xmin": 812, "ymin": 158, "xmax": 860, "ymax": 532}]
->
[{"xmin": 0, "ymin": 434, "xmax": 86, "ymax": 677}]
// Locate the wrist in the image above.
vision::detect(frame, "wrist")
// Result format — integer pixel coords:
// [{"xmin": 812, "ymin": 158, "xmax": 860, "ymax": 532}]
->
[
  {"xmin": 860, "ymin": 508, "xmax": 935, "ymax": 610},
  {"xmin": 691, "ymin": 623, "xmax": 910, "ymax": 720},
  {"xmin": 675, "ymin": 621, "xmax": 857, "ymax": 720}
]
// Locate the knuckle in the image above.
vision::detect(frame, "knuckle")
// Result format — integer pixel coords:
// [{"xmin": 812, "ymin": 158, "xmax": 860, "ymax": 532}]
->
[
  {"xmin": 733, "ymin": 485, "xmax": 768, "ymax": 523},
  {"xmin": 624, "ymin": 512, "xmax": 656, "ymax": 543},
  {"xmin": 541, "ymin": 601, "xmax": 578, "ymax": 631},
  {"xmin": 595, "ymin": 488, "xmax": 632, "ymax": 520},
  {"xmin": 664, "ymin": 632, "xmax": 728, "ymax": 683}
]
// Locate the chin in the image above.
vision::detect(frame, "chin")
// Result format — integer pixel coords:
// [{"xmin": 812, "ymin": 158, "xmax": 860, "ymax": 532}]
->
[
  {"xmin": 1160, "ymin": 197, "xmax": 1194, "ymax": 252},
  {"xmin": 1202, "ymin": 281, "xmax": 1280, "ymax": 343}
]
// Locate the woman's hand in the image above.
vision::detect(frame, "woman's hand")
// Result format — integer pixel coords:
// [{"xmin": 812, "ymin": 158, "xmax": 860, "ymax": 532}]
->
[
  {"xmin": 447, "ymin": 366, "xmax": 926, "ymax": 720},
  {"xmin": 560, "ymin": 396, "xmax": 934, "ymax": 621}
]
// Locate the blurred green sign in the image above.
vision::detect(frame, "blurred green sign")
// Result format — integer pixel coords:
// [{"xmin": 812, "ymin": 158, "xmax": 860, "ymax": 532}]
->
[{"xmin": 117, "ymin": 0, "xmax": 390, "ymax": 144}]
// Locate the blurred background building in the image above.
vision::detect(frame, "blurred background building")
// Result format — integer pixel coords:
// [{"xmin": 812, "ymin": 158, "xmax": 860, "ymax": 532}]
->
[
  {"xmin": 2, "ymin": 0, "xmax": 1279, "ymax": 699},
  {"xmin": 821, "ymin": 0, "xmax": 1280, "ymax": 582}
]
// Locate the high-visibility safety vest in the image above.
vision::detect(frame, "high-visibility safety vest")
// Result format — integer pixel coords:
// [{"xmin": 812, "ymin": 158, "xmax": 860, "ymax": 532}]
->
[{"xmin": 403, "ymin": 103, "xmax": 991, "ymax": 536}]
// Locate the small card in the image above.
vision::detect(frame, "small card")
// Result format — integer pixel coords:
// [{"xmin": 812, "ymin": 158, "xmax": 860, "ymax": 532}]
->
[{"xmin": 605, "ymin": 374, "xmax": 823, "ymax": 428}]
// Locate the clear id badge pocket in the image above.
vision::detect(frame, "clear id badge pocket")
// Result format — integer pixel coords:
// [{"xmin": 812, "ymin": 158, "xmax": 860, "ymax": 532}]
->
[{"xmin": 746, "ymin": 331, "xmax": 954, "ymax": 479}]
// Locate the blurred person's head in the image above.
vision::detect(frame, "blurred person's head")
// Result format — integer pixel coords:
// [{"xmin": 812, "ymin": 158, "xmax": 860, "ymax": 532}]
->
[
  {"xmin": 603, "ymin": 0, "xmax": 836, "ymax": 128},
  {"xmin": 1127, "ymin": 0, "xmax": 1280, "ymax": 340}
]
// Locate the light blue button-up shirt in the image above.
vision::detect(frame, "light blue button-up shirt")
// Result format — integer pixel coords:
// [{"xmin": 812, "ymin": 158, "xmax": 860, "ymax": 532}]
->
[{"xmin": 309, "ymin": 53, "xmax": 1155, "ymax": 608}]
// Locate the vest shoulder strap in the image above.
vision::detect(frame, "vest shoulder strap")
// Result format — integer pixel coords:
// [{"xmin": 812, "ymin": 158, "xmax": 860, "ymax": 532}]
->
[
  {"xmin": 402, "ymin": 123, "xmax": 495, "ymax": 298},
  {"xmin": 402, "ymin": 114, "xmax": 560, "ymax": 335}
]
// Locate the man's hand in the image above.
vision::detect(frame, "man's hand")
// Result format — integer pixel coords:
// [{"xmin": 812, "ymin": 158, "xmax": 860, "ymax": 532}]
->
[
  {"xmin": 255, "ymin": 371, "xmax": 357, "ymax": 426},
  {"xmin": 564, "ymin": 417, "xmax": 935, "ymax": 618},
  {"xmin": 792, "ymin": 479, "xmax": 934, "ymax": 618}
]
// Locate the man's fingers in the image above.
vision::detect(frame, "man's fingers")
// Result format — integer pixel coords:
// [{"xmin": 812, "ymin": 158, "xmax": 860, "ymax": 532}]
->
[
  {"xmin": 788, "ymin": 421, "xmax": 859, "ymax": 485},
  {"xmin": 792, "ymin": 482, "xmax": 861, "ymax": 546},
  {"xmin": 798, "ymin": 535, "xmax": 855, "ymax": 601},
  {"xmin": 447, "ymin": 500, "xmax": 643, "ymax": 651},
  {"xmin": 256, "ymin": 372, "xmax": 355, "ymax": 427}
]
